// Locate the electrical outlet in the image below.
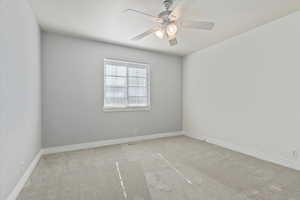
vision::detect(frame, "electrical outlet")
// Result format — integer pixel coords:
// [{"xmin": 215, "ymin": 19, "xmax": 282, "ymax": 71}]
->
[
  {"xmin": 20, "ymin": 161, "xmax": 25, "ymax": 166},
  {"xmin": 291, "ymin": 150, "xmax": 298, "ymax": 159},
  {"xmin": 18, "ymin": 161, "xmax": 25, "ymax": 175},
  {"xmin": 134, "ymin": 128, "xmax": 139, "ymax": 136}
]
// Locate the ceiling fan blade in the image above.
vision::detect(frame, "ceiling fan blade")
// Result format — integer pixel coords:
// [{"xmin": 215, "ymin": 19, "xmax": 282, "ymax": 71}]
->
[
  {"xmin": 169, "ymin": 0, "xmax": 189, "ymax": 21},
  {"xmin": 181, "ymin": 20, "xmax": 215, "ymax": 30},
  {"xmin": 169, "ymin": 37, "xmax": 178, "ymax": 46},
  {"xmin": 131, "ymin": 27, "xmax": 160, "ymax": 41},
  {"xmin": 124, "ymin": 9, "xmax": 163, "ymax": 23}
]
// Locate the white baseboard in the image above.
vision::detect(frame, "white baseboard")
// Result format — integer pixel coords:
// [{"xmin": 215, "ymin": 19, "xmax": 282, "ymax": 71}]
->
[
  {"xmin": 43, "ymin": 131, "xmax": 183, "ymax": 155},
  {"xmin": 7, "ymin": 131, "xmax": 183, "ymax": 200},
  {"xmin": 184, "ymin": 131, "xmax": 300, "ymax": 171},
  {"xmin": 6, "ymin": 151, "xmax": 42, "ymax": 200},
  {"xmin": 184, "ymin": 131, "xmax": 207, "ymax": 141}
]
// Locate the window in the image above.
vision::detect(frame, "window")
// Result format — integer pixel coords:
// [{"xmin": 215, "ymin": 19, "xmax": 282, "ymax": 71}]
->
[{"xmin": 103, "ymin": 59, "xmax": 150, "ymax": 111}]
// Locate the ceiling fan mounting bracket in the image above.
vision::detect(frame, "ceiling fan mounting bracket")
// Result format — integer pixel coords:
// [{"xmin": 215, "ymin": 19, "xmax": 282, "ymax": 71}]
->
[{"xmin": 162, "ymin": 0, "xmax": 173, "ymax": 11}]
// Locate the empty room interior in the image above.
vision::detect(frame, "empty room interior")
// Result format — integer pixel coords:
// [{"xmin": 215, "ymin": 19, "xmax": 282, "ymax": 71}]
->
[{"xmin": 2, "ymin": 0, "xmax": 300, "ymax": 199}]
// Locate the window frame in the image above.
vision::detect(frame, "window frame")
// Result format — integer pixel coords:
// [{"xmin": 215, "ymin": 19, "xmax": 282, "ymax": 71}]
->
[{"xmin": 103, "ymin": 58, "xmax": 151, "ymax": 112}]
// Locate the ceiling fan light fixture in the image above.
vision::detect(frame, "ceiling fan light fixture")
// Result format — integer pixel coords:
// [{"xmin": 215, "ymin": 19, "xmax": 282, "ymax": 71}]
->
[
  {"xmin": 166, "ymin": 23, "xmax": 178, "ymax": 36},
  {"xmin": 155, "ymin": 28, "xmax": 165, "ymax": 39},
  {"xmin": 127, "ymin": 0, "xmax": 215, "ymax": 47}
]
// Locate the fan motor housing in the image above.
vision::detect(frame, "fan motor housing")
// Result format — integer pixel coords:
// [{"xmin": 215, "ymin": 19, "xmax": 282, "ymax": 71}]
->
[{"xmin": 158, "ymin": 10, "xmax": 172, "ymax": 23}]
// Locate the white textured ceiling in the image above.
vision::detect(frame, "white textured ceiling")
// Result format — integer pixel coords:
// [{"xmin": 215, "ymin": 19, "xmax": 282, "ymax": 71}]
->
[{"xmin": 29, "ymin": 0, "xmax": 300, "ymax": 56}]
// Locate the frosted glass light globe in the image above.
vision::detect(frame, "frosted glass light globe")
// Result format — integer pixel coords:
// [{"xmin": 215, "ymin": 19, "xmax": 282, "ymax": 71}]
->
[
  {"xmin": 166, "ymin": 23, "xmax": 178, "ymax": 36},
  {"xmin": 155, "ymin": 29, "xmax": 165, "ymax": 39}
]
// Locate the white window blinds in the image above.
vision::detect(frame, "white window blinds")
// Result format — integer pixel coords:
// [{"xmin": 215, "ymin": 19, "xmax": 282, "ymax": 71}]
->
[{"xmin": 104, "ymin": 59, "xmax": 150, "ymax": 110}]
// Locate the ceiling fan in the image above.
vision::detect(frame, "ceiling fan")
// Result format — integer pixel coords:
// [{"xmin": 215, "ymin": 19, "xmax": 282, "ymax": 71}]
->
[{"xmin": 124, "ymin": 0, "xmax": 215, "ymax": 46}]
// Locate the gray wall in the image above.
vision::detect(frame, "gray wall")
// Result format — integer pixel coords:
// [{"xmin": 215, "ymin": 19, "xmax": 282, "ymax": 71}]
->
[
  {"xmin": 42, "ymin": 32, "xmax": 182, "ymax": 148},
  {"xmin": 183, "ymin": 11, "xmax": 300, "ymax": 169},
  {"xmin": 0, "ymin": 0, "xmax": 41, "ymax": 199}
]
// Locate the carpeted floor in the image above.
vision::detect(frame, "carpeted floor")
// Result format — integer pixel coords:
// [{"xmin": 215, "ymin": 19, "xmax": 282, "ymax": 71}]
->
[{"xmin": 17, "ymin": 136, "xmax": 300, "ymax": 200}]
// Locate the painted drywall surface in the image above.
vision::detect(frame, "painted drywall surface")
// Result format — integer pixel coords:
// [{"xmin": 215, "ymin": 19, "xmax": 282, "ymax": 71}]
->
[
  {"xmin": 0, "ymin": 0, "xmax": 41, "ymax": 199},
  {"xmin": 183, "ymin": 11, "xmax": 300, "ymax": 164},
  {"xmin": 42, "ymin": 32, "xmax": 182, "ymax": 148}
]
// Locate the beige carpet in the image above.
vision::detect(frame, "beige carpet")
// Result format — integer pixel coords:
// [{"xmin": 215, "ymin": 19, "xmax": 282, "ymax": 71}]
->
[{"xmin": 18, "ymin": 136, "xmax": 300, "ymax": 200}]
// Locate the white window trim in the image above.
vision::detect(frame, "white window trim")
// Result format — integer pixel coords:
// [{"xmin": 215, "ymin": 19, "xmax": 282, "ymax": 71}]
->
[{"xmin": 103, "ymin": 58, "xmax": 151, "ymax": 112}]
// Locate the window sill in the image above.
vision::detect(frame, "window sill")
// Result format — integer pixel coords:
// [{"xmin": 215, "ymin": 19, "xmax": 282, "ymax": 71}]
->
[{"xmin": 103, "ymin": 106, "xmax": 151, "ymax": 112}]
